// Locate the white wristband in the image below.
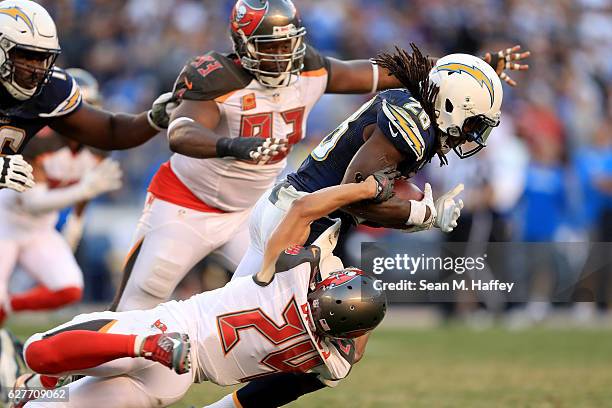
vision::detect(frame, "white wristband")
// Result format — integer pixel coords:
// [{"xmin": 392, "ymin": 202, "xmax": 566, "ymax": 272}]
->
[
  {"xmin": 406, "ymin": 199, "xmax": 428, "ymax": 226},
  {"xmin": 167, "ymin": 117, "xmax": 195, "ymax": 135},
  {"xmin": 370, "ymin": 60, "xmax": 379, "ymax": 93}
]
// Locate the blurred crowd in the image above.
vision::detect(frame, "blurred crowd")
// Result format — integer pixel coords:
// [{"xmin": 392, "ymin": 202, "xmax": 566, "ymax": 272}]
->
[{"xmin": 28, "ymin": 0, "xmax": 612, "ymax": 311}]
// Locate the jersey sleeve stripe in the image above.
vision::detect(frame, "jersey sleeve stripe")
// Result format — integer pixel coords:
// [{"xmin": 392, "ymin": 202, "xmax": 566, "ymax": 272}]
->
[
  {"xmin": 301, "ymin": 67, "xmax": 327, "ymax": 77},
  {"xmin": 38, "ymin": 80, "xmax": 83, "ymax": 118},
  {"xmin": 58, "ymin": 86, "xmax": 81, "ymax": 114}
]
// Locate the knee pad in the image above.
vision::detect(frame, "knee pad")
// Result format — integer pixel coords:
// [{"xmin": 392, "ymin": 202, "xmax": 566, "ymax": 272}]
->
[{"xmin": 137, "ymin": 255, "xmax": 186, "ymax": 300}]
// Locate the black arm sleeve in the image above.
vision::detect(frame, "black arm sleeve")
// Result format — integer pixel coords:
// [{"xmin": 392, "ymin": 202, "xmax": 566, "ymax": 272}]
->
[{"xmin": 236, "ymin": 372, "xmax": 326, "ymax": 408}]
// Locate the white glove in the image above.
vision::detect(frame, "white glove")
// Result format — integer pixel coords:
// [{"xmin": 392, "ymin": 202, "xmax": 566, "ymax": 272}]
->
[
  {"xmin": 0, "ymin": 155, "xmax": 34, "ymax": 192},
  {"xmin": 405, "ymin": 182, "xmax": 437, "ymax": 232},
  {"xmin": 79, "ymin": 158, "xmax": 123, "ymax": 199},
  {"xmin": 434, "ymin": 183, "xmax": 464, "ymax": 233},
  {"xmin": 251, "ymin": 137, "xmax": 289, "ymax": 165},
  {"xmin": 62, "ymin": 213, "xmax": 85, "ymax": 252}
]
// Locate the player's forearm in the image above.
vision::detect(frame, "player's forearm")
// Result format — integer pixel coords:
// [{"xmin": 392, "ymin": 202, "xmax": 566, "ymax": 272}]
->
[
  {"xmin": 19, "ymin": 184, "xmax": 90, "ymax": 215},
  {"xmin": 343, "ymin": 195, "xmax": 413, "ymax": 227},
  {"xmin": 260, "ymin": 181, "xmax": 377, "ymax": 281},
  {"xmin": 168, "ymin": 119, "xmax": 221, "ymax": 158},
  {"xmin": 54, "ymin": 110, "xmax": 158, "ymax": 150},
  {"xmin": 294, "ymin": 181, "xmax": 377, "ymax": 223},
  {"xmin": 104, "ymin": 112, "xmax": 158, "ymax": 150}
]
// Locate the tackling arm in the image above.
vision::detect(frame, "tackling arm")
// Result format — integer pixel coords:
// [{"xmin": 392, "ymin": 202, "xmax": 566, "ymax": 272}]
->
[
  {"xmin": 167, "ymin": 99, "xmax": 287, "ymax": 162},
  {"xmin": 255, "ymin": 176, "xmax": 388, "ymax": 285},
  {"xmin": 324, "ymin": 45, "xmax": 530, "ymax": 94},
  {"xmin": 49, "ymin": 104, "xmax": 158, "ymax": 150}
]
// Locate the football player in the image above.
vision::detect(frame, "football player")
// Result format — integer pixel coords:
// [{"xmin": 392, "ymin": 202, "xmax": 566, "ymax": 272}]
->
[
  {"xmin": 0, "ymin": 0, "xmax": 268, "ymax": 194},
  {"xmin": 13, "ymin": 172, "xmax": 393, "ymax": 408},
  {"xmin": 205, "ymin": 46, "xmax": 508, "ymax": 408},
  {"xmin": 112, "ymin": 0, "xmax": 528, "ymax": 313},
  {"xmin": 0, "ymin": 67, "xmax": 123, "ymax": 325}
]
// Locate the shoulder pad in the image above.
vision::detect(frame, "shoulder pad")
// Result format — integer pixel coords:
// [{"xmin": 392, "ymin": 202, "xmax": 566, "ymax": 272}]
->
[
  {"xmin": 377, "ymin": 90, "xmax": 433, "ymax": 161},
  {"xmin": 36, "ymin": 68, "xmax": 82, "ymax": 118},
  {"xmin": 302, "ymin": 44, "xmax": 331, "ymax": 74},
  {"xmin": 275, "ymin": 244, "xmax": 321, "ymax": 276},
  {"xmin": 173, "ymin": 52, "xmax": 252, "ymax": 101}
]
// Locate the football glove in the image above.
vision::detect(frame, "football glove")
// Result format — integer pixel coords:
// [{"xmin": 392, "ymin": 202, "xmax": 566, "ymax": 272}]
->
[
  {"xmin": 405, "ymin": 182, "xmax": 436, "ymax": 232},
  {"xmin": 147, "ymin": 92, "xmax": 178, "ymax": 131},
  {"xmin": 483, "ymin": 45, "xmax": 530, "ymax": 87},
  {"xmin": 216, "ymin": 137, "xmax": 288, "ymax": 164},
  {"xmin": 355, "ymin": 167, "xmax": 400, "ymax": 203},
  {"xmin": 434, "ymin": 183, "xmax": 464, "ymax": 233},
  {"xmin": 0, "ymin": 155, "xmax": 34, "ymax": 192}
]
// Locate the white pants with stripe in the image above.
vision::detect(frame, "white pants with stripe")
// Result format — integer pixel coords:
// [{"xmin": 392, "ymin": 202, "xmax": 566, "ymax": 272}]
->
[{"xmin": 116, "ymin": 194, "xmax": 250, "ymax": 312}]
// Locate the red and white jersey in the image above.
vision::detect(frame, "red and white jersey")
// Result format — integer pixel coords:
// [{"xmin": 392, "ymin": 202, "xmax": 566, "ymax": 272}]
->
[
  {"xmin": 149, "ymin": 47, "xmax": 331, "ymax": 213},
  {"xmin": 40, "ymin": 145, "xmax": 100, "ymax": 189},
  {"xmin": 170, "ymin": 245, "xmax": 355, "ymax": 386},
  {"xmin": 0, "ymin": 134, "xmax": 100, "ymax": 235}
]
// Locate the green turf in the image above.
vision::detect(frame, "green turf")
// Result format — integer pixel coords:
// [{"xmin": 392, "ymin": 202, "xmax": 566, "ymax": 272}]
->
[{"xmin": 10, "ymin": 323, "xmax": 612, "ymax": 407}]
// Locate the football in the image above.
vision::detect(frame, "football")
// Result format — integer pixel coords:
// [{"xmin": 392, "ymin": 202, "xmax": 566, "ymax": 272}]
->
[{"xmin": 392, "ymin": 178, "xmax": 424, "ymax": 201}]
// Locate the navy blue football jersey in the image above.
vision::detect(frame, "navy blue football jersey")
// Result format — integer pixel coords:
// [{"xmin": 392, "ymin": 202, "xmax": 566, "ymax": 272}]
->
[
  {"xmin": 0, "ymin": 67, "xmax": 82, "ymax": 155},
  {"xmin": 287, "ymin": 89, "xmax": 437, "ymax": 193}
]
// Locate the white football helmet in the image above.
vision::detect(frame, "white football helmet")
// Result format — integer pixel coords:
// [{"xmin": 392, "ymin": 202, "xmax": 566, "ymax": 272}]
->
[
  {"xmin": 429, "ymin": 53, "xmax": 503, "ymax": 158},
  {"xmin": 0, "ymin": 0, "xmax": 60, "ymax": 100}
]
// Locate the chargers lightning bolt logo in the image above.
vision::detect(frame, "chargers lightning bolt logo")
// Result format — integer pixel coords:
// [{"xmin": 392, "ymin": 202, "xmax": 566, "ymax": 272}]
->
[
  {"xmin": 0, "ymin": 7, "xmax": 34, "ymax": 35},
  {"xmin": 436, "ymin": 63, "xmax": 495, "ymax": 107}
]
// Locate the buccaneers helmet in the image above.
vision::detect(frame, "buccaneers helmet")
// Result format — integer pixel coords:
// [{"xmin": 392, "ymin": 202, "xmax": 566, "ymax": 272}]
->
[
  {"xmin": 429, "ymin": 54, "xmax": 503, "ymax": 158},
  {"xmin": 65, "ymin": 68, "xmax": 102, "ymax": 107},
  {"xmin": 0, "ymin": 0, "xmax": 60, "ymax": 100},
  {"xmin": 308, "ymin": 268, "xmax": 387, "ymax": 339},
  {"xmin": 230, "ymin": 0, "xmax": 306, "ymax": 88}
]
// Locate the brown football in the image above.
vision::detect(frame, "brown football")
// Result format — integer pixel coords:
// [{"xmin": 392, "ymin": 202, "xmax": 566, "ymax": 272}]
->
[{"xmin": 392, "ymin": 178, "xmax": 424, "ymax": 201}]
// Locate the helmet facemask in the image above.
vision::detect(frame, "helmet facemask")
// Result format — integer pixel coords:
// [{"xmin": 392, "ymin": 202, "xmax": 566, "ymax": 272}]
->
[
  {"xmin": 237, "ymin": 25, "xmax": 306, "ymax": 88},
  {"xmin": 446, "ymin": 112, "xmax": 500, "ymax": 159},
  {"xmin": 0, "ymin": 35, "xmax": 59, "ymax": 101}
]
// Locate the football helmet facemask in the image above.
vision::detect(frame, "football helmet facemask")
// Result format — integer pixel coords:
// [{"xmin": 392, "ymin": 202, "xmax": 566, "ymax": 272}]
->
[
  {"xmin": 0, "ymin": 0, "xmax": 60, "ymax": 101},
  {"xmin": 230, "ymin": 0, "xmax": 306, "ymax": 88},
  {"xmin": 308, "ymin": 268, "xmax": 387, "ymax": 339},
  {"xmin": 429, "ymin": 53, "xmax": 503, "ymax": 158}
]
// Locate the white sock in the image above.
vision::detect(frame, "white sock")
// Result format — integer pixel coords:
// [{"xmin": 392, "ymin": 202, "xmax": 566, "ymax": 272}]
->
[
  {"xmin": 204, "ymin": 393, "xmax": 239, "ymax": 408},
  {"xmin": 133, "ymin": 335, "xmax": 145, "ymax": 357}
]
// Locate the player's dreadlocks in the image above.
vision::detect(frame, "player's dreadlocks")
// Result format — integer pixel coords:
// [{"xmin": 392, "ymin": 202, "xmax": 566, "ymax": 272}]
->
[{"xmin": 374, "ymin": 43, "xmax": 448, "ymax": 166}]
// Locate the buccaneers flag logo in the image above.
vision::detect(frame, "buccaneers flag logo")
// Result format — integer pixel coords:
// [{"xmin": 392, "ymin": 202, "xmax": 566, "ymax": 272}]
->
[{"xmin": 231, "ymin": 0, "xmax": 269, "ymax": 36}]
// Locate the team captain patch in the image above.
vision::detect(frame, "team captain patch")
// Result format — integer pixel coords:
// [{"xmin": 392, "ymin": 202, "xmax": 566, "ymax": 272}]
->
[{"xmin": 381, "ymin": 99, "xmax": 425, "ymax": 160}]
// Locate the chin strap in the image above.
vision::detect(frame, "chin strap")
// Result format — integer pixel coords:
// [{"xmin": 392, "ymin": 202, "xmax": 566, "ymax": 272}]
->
[{"xmin": 0, "ymin": 78, "xmax": 35, "ymax": 101}]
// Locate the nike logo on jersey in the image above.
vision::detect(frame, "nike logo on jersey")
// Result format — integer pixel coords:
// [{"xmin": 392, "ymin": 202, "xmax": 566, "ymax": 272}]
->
[
  {"xmin": 388, "ymin": 122, "xmax": 398, "ymax": 138},
  {"xmin": 184, "ymin": 78, "xmax": 193, "ymax": 90}
]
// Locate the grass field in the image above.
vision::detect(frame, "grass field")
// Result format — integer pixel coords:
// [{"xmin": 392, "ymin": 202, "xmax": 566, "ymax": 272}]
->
[{"xmin": 10, "ymin": 321, "xmax": 612, "ymax": 408}]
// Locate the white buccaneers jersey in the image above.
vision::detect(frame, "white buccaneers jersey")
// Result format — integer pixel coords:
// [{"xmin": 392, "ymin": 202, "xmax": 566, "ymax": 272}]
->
[
  {"xmin": 167, "ymin": 47, "xmax": 330, "ymax": 212},
  {"xmin": 173, "ymin": 244, "xmax": 355, "ymax": 386},
  {"xmin": 41, "ymin": 145, "xmax": 100, "ymax": 189}
]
